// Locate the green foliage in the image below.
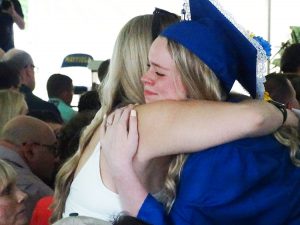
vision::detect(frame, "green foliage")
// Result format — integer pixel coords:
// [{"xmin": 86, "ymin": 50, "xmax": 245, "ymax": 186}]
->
[
  {"xmin": 290, "ymin": 26, "xmax": 300, "ymax": 43},
  {"xmin": 271, "ymin": 26, "xmax": 300, "ymax": 70}
]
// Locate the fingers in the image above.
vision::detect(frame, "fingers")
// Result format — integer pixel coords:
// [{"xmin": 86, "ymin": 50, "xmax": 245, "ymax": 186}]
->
[
  {"xmin": 106, "ymin": 106, "xmax": 128, "ymax": 127},
  {"xmin": 106, "ymin": 111, "xmax": 115, "ymax": 127},
  {"xmin": 119, "ymin": 105, "xmax": 134, "ymax": 122},
  {"xmin": 99, "ymin": 114, "xmax": 107, "ymax": 140},
  {"xmin": 128, "ymin": 109, "xmax": 138, "ymax": 143},
  {"xmin": 106, "ymin": 105, "xmax": 134, "ymax": 128}
]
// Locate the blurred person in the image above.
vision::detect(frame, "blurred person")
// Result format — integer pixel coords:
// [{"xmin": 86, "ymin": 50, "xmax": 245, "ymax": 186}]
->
[
  {"xmin": 285, "ymin": 73, "xmax": 300, "ymax": 104},
  {"xmin": 0, "ymin": 158, "xmax": 28, "ymax": 225},
  {"xmin": 50, "ymin": 9, "xmax": 293, "ymax": 224},
  {"xmin": 280, "ymin": 43, "xmax": 300, "ymax": 75},
  {"xmin": 57, "ymin": 110, "xmax": 96, "ymax": 164},
  {"xmin": 47, "ymin": 73, "xmax": 77, "ymax": 123},
  {"xmin": 97, "ymin": 59, "xmax": 110, "ymax": 82},
  {"xmin": 101, "ymin": 0, "xmax": 300, "ymax": 224},
  {"xmin": 26, "ymin": 110, "xmax": 64, "ymax": 187},
  {"xmin": 2, "ymin": 49, "xmax": 62, "ymax": 118},
  {"xmin": 78, "ymin": 90, "xmax": 101, "ymax": 113},
  {"xmin": 92, "ymin": 59, "xmax": 110, "ymax": 91},
  {"xmin": 52, "ymin": 215, "xmax": 111, "ymax": 225},
  {"xmin": 0, "ymin": 48, "xmax": 4, "ymax": 58},
  {"xmin": 265, "ymin": 73, "xmax": 300, "ymax": 109},
  {"xmin": 0, "ymin": 89, "xmax": 27, "ymax": 135},
  {"xmin": 0, "ymin": 115, "xmax": 58, "ymax": 219},
  {"xmin": 0, "ymin": 0, "xmax": 25, "ymax": 52},
  {"xmin": 0, "ymin": 61, "xmax": 20, "ymax": 89},
  {"xmin": 27, "ymin": 110, "xmax": 64, "ymax": 136},
  {"xmin": 30, "ymin": 195, "xmax": 53, "ymax": 225},
  {"xmin": 112, "ymin": 214, "xmax": 150, "ymax": 225}
]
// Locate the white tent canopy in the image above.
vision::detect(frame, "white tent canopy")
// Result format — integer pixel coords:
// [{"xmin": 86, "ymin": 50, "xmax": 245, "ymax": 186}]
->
[{"xmin": 14, "ymin": 0, "xmax": 300, "ymax": 100}]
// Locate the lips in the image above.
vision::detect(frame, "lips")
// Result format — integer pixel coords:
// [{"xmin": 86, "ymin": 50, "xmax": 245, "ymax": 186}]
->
[
  {"xmin": 17, "ymin": 206, "xmax": 26, "ymax": 216},
  {"xmin": 144, "ymin": 89, "xmax": 157, "ymax": 96}
]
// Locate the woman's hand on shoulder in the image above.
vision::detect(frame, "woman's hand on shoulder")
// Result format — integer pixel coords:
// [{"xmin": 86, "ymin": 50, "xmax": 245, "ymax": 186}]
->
[{"xmin": 100, "ymin": 105, "xmax": 139, "ymax": 178}]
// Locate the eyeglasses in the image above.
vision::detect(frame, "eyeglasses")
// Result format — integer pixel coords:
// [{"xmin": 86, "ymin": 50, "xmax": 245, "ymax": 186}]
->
[
  {"xmin": 32, "ymin": 142, "xmax": 59, "ymax": 157},
  {"xmin": 24, "ymin": 64, "xmax": 35, "ymax": 69},
  {"xmin": 24, "ymin": 64, "xmax": 38, "ymax": 73},
  {"xmin": 152, "ymin": 8, "xmax": 180, "ymax": 41}
]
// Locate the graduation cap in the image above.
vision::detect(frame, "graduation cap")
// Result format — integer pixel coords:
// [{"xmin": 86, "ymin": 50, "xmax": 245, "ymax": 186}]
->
[{"xmin": 161, "ymin": 0, "xmax": 268, "ymax": 98}]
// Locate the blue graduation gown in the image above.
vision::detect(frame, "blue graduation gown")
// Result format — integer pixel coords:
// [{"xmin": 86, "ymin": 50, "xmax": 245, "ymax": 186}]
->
[{"xmin": 138, "ymin": 135, "xmax": 300, "ymax": 225}]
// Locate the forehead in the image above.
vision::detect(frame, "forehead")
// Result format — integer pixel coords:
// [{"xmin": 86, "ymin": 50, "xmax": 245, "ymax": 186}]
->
[{"xmin": 149, "ymin": 37, "xmax": 173, "ymax": 65}]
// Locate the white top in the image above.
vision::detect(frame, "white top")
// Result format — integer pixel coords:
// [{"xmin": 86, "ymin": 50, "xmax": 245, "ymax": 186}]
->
[{"xmin": 63, "ymin": 142, "xmax": 122, "ymax": 221}]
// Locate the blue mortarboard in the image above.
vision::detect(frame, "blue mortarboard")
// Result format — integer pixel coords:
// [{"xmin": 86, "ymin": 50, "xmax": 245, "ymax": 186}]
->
[{"xmin": 161, "ymin": 0, "xmax": 267, "ymax": 98}]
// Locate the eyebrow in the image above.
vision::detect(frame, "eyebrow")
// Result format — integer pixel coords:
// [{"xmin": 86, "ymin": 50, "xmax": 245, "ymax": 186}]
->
[
  {"xmin": 149, "ymin": 61, "xmax": 169, "ymax": 71},
  {"xmin": 0, "ymin": 183, "xmax": 12, "ymax": 196}
]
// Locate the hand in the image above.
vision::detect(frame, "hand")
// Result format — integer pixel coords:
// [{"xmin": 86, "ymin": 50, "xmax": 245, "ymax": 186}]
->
[
  {"xmin": 100, "ymin": 105, "xmax": 138, "ymax": 177},
  {"xmin": 6, "ymin": 4, "xmax": 15, "ymax": 16},
  {"xmin": 100, "ymin": 106, "xmax": 148, "ymax": 215}
]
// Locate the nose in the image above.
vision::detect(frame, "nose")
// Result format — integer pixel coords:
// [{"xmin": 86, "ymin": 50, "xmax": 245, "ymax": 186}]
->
[
  {"xmin": 16, "ymin": 187, "xmax": 28, "ymax": 203},
  {"xmin": 141, "ymin": 70, "xmax": 155, "ymax": 86}
]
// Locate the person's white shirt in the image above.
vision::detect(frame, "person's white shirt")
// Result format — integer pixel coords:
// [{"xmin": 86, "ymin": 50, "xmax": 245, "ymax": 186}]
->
[{"xmin": 63, "ymin": 142, "xmax": 122, "ymax": 221}]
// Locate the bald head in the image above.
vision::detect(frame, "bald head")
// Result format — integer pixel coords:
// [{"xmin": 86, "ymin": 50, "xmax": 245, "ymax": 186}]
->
[
  {"xmin": 2, "ymin": 49, "xmax": 34, "ymax": 73},
  {"xmin": 2, "ymin": 49, "xmax": 35, "ymax": 90},
  {"xmin": 1, "ymin": 115, "xmax": 56, "ymax": 146}
]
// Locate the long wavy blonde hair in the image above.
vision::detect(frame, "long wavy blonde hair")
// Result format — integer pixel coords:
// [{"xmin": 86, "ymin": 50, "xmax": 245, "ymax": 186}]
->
[
  {"xmin": 161, "ymin": 38, "xmax": 300, "ymax": 211},
  {"xmin": 50, "ymin": 13, "xmax": 180, "ymax": 222}
]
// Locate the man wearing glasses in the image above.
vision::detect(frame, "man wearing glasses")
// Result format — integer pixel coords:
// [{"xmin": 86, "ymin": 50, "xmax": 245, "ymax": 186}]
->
[
  {"xmin": 0, "ymin": 115, "xmax": 60, "ymax": 221},
  {"xmin": 2, "ymin": 48, "xmax": 62, "ymax": 120}
]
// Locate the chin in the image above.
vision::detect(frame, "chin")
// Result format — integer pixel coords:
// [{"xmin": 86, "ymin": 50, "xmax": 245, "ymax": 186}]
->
[
  {"xmin": 16, "ymin": 213, "xmax": 28, "ymax": 225},
  {"xmin": 145, "ymin": 96, "xmax": 160, "ymax": 104}
]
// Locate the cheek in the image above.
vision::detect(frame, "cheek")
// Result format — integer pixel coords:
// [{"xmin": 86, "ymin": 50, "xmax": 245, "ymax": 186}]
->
[
  {"xmin": 156, "ymin": 80, "xmax": 176, "ymax": 96},
  {"xmin": 42, "ymin": 156, "xmax": 57, "ymax": 173},
  {"xmin": 164, "ymin": 77, "xmax": 187, "ymax": 99},
  {"xmin": 175, "ymin": 76, "xmax": 187, "ymax": 97},
  {"xmin": 0, "ymin": 203, "xmax": 15, "ymax": 224}
]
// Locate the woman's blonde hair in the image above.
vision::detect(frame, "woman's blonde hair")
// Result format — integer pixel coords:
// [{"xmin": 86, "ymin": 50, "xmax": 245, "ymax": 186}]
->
[
  {"xmin": 161, "ymin": 38, "xmax": 225, "ymax": 210},
  {"xmin": 0, "ymin": 159, "xmax": 17, "ymax": 190},
  {"xmin": 51, "ymin": 14, "xmax": 154, "ymax": 222},
  {"xmin": 162, "ymin": 38, "xmax": 300, "ymax": 211},
  {"xmin": 0, "ymin": 89, "xmax": 27, "ymax": 136}
]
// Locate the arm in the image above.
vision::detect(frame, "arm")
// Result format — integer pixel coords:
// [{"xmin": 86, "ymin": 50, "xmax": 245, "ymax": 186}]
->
[
  {"xmin": 7, "ymin": 3, "xmax": 25, "ymax": 29},
  {"xmin": 101, "ymin": 106, "xmax": 223, "ymax": 224},
  {"xmin": 135, "ymin": 99, "xmax": 292, "ymax": 161},
  {"xmin": 100, "ymin": 100, "xmax": 292, "ymax": 219}
]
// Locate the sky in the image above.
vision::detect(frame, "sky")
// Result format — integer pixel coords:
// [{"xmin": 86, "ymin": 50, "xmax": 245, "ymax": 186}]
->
[{"xmin": 13, "ymin": 0, "xmax": 300, "ymax": 100}]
